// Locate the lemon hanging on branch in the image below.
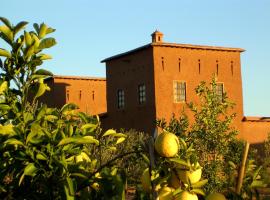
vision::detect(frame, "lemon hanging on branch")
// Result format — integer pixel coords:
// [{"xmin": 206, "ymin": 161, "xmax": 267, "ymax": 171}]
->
[{"xmin": 154, "ymin": 131, "xmax": 180, "ymax": 157}]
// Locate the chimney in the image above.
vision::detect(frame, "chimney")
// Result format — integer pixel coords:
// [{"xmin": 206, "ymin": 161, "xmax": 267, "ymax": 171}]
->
[{"xmin": 151, "ymin": 30, "xmax": 163, "ymax": 43}]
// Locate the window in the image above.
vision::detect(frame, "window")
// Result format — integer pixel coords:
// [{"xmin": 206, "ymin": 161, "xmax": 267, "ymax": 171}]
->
[
  {"xmin": 173, "ymin": 81, "xmax": 186, "ymax": 102},
  {"xmin": 92, "ymin": 91, "xmax": 95, "ymax": 100},
  {"xmin": 178, "ymin": 58, "xmax": 181, "ymax": 72},
  {"xmin": 198, "ymin": 59, "xmax": 201, "ymax": 74},
  {"xmin": 231, "ymin": 61, "xmax": 234, "ymax": 76},
  {"xmin": 79, "ymin": 90, "xmax": 82, "ymax": 100},
  {"xmin": 66, "ymin": 90, "xmax": 69, "ymax": 101},
  {"xmin": 117, "ymin": 89, "xmax": 125, "ymax": 109},
  {"xmin": 216, "ymin": 83, "xmax": 224, "ymax": 101},
  {"xmin": 216, "ymin": 60, "xmax": 219, "ymax": 75},
  {"xmin": 161, "ymin": 57, "xmax": 164, "ymax": 71},
  {"xmin": 138, "ymin": 84, "xmax": 146, "ymax": 104}
]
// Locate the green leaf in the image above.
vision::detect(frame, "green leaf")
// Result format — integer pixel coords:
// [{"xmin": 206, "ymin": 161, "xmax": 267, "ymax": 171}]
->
[
  {"xmin": 191, "ymin": 188, "xmax": 205, "ymax": 196},
  {"xmin": 64, "ymin": 178, "xmax": 75, "ymax": 200},
  {"xmin": 0, "ymin": 25, "xmax": 13, "ymax": 42},
  {"xmin": 103, "ymin": 129, "xmax": 117, "ymax": 136},
  {"xmin": 0, "ymin": 17, "xmax": 12, "ymax": 29},
  {"xmin": 24, "ymin": 31, "xmax": 32, "ymax": 46},
  {"xmin": 0, "ymin": 48, "xmax": 11, "ymax": 58},
  {"xmin": 253, "ymin": 166, "xmax": 262, "ymax": 180},
  {"xmin": 58, "ymin": 136, "xmax": 99, "ymax": 146},
  {"xmin": 116, "ymin": 137, "xmax": 126, "ymax": 144},
  {"xmin": 36, "ymin": 153, "xmax": 47, "ymax": 160},
  {"xmin": 14, "ymin": 21, "xmax": 28, "ymax": 35},
  {"xmin": 81, "ymin": 123, "xmax": 97, "ymax": 130},
  {"xmin": 228, "ymin": 161, "xmax": 237, "ymax": 169},
  {"xmin": 39, "ymin": 37, "xmax": 57, "ymax": 49},
  {"xmin": 191, "ymin": 179, "xmax": 208, "ymax": 188},
  {"xmin": 46, "ymin": 27, "xmax": 56, "ymax": 34},
  {"xmin": 250, "ymin": 180, "xmax": 267, "ymax": 188},
  {"xmin": 38, "ymin": 53, "xmax": 52, "ymax": 60},
  {"xmin": 27, "ymin": 123, "xmax": 42, "ymax": 144},
  {"xmin": 0, "ymin": 104, "xmax": 10, "ymax": 111},
  {"xmin": 61, "ymin": 103, "xmax": 79, "ymax": 113},
  {"xmin": 70, "ymin": 173, "xmax": 88, "ymax": 180},
  {"xmin": 4, "ymin": 138, "xmax": 24, "ymax": 146},
  {"xmin": 25, "ymin": 45, "xmax": 35, "ymax": 59},
  {"xmin": 169, "ymin": 158, "xmax": 190, "ymax": 168},
  {"xmin": 24, "ymin": 163, "xmax": 37, "ymax": 176},
  {"xmin": 140, "ymin": 153, "xmax": 150, "ymax": 165},
  {"xmin": 33, "ymin": 23, "xmax": 39, "ymax": 34},
  {"xmin": 35, "ymin": 68, "xmax": 53, "ymax": 76},
  {"xmin": 45, "ymin": 114, "xmax": 58, "ymax": 122},
  {"xmin": 33, "ymin": 82, "xmax": 50, "ymax": 99}
]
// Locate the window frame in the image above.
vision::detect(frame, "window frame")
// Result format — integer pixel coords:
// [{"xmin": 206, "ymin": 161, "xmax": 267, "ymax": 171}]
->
[
  {"xmin": 138, "ymin": 84, "xmax": 146, "ymax": 105},
  {"xmin": 215, "ymin": 82, "xmax": 224, "ymax": 102},
  {"xmin": 117, "ymin": 89, "xmax": 125, "ymax": 109},
  {"xmin": 173, "ymin": 80, "xmax": 187, "ymax": 103}
]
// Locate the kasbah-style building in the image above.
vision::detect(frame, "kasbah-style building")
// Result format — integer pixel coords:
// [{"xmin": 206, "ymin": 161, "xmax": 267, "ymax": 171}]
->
[{"xmin": 42, "ymin": 31, "xmax": 270, "ymax": 145}]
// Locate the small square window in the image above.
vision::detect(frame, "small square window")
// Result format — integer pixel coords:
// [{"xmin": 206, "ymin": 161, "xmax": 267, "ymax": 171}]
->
[
  {"xmin": 138, "ymin": 84, "xmax": 146, "ymax": 104},
  {"xmin": 173, "ymin": 81, "xmax": 186, "ymax": 103},
  {"xmin": 117, "ymin": 89, "xmax": 125, "ymax": 109}
]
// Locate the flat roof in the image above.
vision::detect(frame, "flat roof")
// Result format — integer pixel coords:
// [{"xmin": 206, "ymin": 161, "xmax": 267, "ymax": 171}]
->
[
  {"xmin": 243, "ymin": 116, "xmax": 270, "ymax": 122},
  {"xmin": 48, "ymin": 75, "xmax": 106, "ymax": 81},
  {"xmin": 101, "ymin": 42, "xmax": 245, "ymax": 63}
]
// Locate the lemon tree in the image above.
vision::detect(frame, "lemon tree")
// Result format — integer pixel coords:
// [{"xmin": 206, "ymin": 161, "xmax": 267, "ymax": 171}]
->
[{"xmin": 0, "ymin": 17, "xmax": 131, "ymax": 199}]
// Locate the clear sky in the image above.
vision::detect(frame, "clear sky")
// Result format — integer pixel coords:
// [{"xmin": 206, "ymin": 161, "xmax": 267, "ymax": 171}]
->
[{"xmin": 1, "ymin": 0, "xmax": 270, "ymax": 116}]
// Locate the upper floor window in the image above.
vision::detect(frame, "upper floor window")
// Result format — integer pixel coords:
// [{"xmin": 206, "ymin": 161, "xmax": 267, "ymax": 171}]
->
[
  {"xmin": 215, "ymin": 83, "xmax": 224, "ymax": 101},
  {"xmin": 92, "ymin": 91, "xmax": 95, "ymax": 100},
  {"xmin": 66, "ymin": 90, "xmax": 69, "ymax": 101},
  {"xmin": 117, "ymin": 89, "xmax": 125, "ymax": 109},
  {"xmin": 173, "ymin": 81, "xmax": 186, "ymax": 103},
  {"xmin": 161, "ymin": 57, "xmax": 164, "ymax": 71},
  {"xmin": 79, "ymin": 90, "xmax": 82, "ymax": 100},
  {"xmin": 138, "ymin": 84, "xmax": 146, "ymax": 104},
  {"xmin": 231, "ymin": 61, "xmax": 234, "ymax": 76}
]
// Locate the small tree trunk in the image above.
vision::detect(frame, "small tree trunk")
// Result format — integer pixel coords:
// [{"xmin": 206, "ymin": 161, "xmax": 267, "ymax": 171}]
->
[
  {"xmin": 236, "ymin": 141, "xmax": 250, "ymax": 194},
  {"xmin": 148, "ymin": 130, "xmax": 159, "ymax": 200}
]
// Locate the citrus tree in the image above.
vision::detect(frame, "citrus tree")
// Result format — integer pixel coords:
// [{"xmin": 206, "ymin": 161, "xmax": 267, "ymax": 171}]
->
[{"xmin": 0, "ymin": 17, "xmax": 138, "ymax": 199}]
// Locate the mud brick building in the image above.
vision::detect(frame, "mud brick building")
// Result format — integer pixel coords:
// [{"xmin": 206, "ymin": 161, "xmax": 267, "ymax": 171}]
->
[{"xmin": 42, "ymin": 31, "xmax": 270, "ymax": 144}]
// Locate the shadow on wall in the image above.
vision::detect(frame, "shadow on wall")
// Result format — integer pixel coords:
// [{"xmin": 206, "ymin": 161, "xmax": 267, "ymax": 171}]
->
[{"xmin": 39, "ymin": 81, "xmax": 71, "ymax": 108}]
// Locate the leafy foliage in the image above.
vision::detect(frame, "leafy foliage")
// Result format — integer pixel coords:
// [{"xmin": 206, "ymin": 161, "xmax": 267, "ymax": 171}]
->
[{"xmin": 0, "ymin": 17, "xmax": 137, "ymax": 199}]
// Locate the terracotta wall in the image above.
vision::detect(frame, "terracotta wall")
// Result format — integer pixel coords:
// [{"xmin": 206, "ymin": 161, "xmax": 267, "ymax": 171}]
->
[
  {"xmin": 153, "ymin": 45, "xmax": 244, "ymax": 137},
  {"xmin": 103, "ymin": 47, "xmax": 156, "ymax": 133},
  {"xmin": 40, "ymin": 76, "xmax": 107, "ymax": 115},
  {"xmin": 242, "ymin": 119, "xmax": 270, "ymax": 144}
]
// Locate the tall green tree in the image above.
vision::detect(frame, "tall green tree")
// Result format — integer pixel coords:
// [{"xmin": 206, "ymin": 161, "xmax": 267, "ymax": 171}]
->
[{"xmin": 188, "ymin": 77, "xmax": 239, "ymax": 193}]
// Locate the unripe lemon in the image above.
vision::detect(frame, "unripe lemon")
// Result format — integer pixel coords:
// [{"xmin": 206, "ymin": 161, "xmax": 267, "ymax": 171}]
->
[
  {"xmin": 155, "ymin": 132, "xmax": 179, "ymax": 157},
  {"xmin": 177, "ymin": 191, "xmax": 198, "ymax": 200},
  {"xmin": 141, "ymin": 168, "xmax": 151, "ymax": 192},
  {"xmin": 177, "ymin": 168, "xmax": 202, "ymax": 184},
  {"xmin": 158, "ymin": 186, "xmax": 175, "ymax": 200},
  {"xmin": 206, "ymin": 192, "xmax": 227, "ymax": 200}
]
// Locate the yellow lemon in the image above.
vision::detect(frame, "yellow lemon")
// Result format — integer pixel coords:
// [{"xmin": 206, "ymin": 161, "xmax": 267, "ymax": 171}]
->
[
  {"xmin": 177, "ymin": 168, "xmax": 202, "ymax": 184},
  {"xmin": 155, "ymin": 132, "xmax": 179, "ymax": 157},
  {"xmin": 206, "ymin": 193, "xmax": 227, "ymax": 200},
  {"xmin": 177, "ymin": 191, "xmax": 198, "ymax": 200}
]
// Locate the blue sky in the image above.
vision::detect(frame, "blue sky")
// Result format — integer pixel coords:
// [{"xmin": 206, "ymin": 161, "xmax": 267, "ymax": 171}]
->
[{"xmin": 1, "ymin": 0, "xmax": 270, "ymax": 116}]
